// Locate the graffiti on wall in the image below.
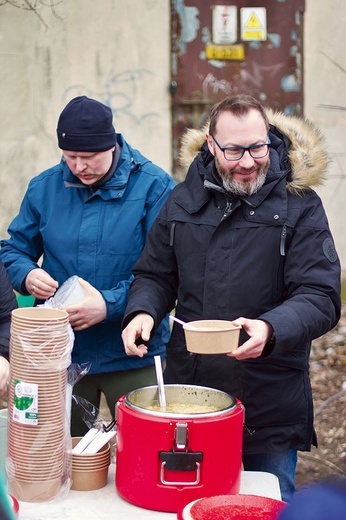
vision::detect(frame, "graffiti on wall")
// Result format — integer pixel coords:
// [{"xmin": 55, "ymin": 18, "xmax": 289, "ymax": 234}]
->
[{"xmin": 62, "ymin": 69, "xmax": 160, "ymax": 125}]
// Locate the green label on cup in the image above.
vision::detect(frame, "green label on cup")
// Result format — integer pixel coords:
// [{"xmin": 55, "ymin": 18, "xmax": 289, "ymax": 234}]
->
[
  {"xmin": 25, "ymin": 411, "xmax": 39, "ymax": 420},
  {"xmin": 12, "ymin": 379, "xmax": 38, "ymax": 425}
]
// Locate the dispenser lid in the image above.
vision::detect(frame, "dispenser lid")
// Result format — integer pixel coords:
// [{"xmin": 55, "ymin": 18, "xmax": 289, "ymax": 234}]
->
[{"xmin": 179, "ymin": 494, "xmax": 286, "ymax": 520}]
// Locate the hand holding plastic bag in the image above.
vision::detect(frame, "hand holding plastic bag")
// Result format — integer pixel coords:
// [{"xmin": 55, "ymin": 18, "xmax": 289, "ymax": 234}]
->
[{"xmin": 43, "ymin": 275, "xmax": 87, "ymax": 308}]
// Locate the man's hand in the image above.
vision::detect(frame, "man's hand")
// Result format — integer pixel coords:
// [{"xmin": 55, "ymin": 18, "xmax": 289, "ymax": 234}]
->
[
  {"xmin": 25, "ymin": 268, "xmax": 59, "ymax": 300},
  {"xmin": 228, "ymin": 318, "xmax": 274, "ymax": 360},
  {"xmin": 65, "ymin": 278, "xmax": 107, "ymax": 330},
  {"xmin": 121, "ymin": 313, "xmax": 154, "ymax": 358}
]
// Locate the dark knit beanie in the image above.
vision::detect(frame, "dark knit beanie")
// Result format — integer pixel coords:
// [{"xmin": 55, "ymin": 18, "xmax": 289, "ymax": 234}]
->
[{"xmin": 56, "ymin": 96, "xmax": 116, "ymax": 151}]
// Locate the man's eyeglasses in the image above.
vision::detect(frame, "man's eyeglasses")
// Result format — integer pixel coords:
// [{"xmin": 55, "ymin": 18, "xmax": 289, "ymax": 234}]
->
[{"xmin": 211, "ymin": 135, "xmax": 271, "ymax": 161}]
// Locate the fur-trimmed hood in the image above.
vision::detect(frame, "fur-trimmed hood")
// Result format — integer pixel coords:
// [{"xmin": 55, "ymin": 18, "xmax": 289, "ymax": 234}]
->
[{"xmin": 178, "ymin": 109, "xmax": 331, "ymax": 194}]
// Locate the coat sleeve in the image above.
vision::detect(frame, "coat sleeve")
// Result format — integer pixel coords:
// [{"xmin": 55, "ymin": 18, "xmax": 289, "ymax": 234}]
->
[
  {"xmin": 260, "ymin": 192, "xmax": 341, "ymax": 354},
  {"xmin": 0, "ymin": 181, "xmax": 43, "ymax": 294},
  {"xmin": 123, "ymin": 200, "xmax": 179, "ymax": 328},
  {"xmin": 0, "ymin": 260, "xmax": 18, "ymax": 360}
]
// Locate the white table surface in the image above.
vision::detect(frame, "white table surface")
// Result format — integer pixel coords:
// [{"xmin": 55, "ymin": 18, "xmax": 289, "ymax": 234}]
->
[{"xmin": 16, "ymin": 464, "xmax": 281, "ymax": 520}]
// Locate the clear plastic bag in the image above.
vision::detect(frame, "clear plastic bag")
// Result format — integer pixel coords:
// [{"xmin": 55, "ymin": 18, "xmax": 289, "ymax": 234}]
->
[
  {"xmin": 68, "ymin": 363, "xmax": 116, "ymax": 435},
  {"xmin": 43, "ymin": 276, "xmax": 87, "ymax": 308},
  {"xmin": 71, "ymin": 393, "xmax": 116, "ymax": 433}
]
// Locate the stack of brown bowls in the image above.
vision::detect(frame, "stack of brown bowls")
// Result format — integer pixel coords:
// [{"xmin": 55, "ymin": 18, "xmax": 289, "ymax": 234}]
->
[
  {"xmin": 71, "ymin": 437, "xmax": 111, "ymax": 491},
  {"xmin": 7, "ymin": 307, "xmax": 73, "ymax": 502}
]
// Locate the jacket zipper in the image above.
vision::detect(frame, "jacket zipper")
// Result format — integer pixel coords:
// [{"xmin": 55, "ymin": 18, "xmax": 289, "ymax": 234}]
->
[
  {"xmin": 169, "ymin": 221, "xmax": 176, "ymax": 246},
  {"xmin": 222, "ymin": 201, "xmax": 233, "ymax": 220},
  {"xmin": 280, "ymin": 225, "xmax": 287, "ymax": 256}
]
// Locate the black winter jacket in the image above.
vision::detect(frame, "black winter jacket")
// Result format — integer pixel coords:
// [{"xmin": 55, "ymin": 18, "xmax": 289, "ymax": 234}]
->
[
  {"xmin": 0, "ymin": 260, "xmax": 17, "ymax": 360},
  {"xmin": 123, "ymin": 111, "xmax": 341, "ymax": 454}
]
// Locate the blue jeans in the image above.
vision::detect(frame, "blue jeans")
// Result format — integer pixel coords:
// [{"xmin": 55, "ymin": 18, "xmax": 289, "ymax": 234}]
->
[{"xmin": 242, "ymin": 450, "xmax": 297, "ymax": 503}]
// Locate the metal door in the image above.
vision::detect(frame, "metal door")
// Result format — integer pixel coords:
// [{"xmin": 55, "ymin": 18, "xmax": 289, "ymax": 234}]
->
[{"xmin": 171, "ymin": 0, "xmax": 305, "ymax": 179}]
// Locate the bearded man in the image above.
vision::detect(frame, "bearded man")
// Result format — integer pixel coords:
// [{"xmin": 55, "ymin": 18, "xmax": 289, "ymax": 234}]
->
[{"xmin": 121, "ymin": 95, "xmax": 341, "ymax": 502}]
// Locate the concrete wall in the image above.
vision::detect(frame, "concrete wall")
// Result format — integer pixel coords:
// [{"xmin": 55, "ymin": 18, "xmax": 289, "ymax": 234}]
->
[
  {"xmin": 0, "ymin": 0, "xmax": 172, "ymax": 234},
  {"xmin": 0, "ymin": 0, "xmax": 345, "ymax": 274},
  {"xmin": 304, "ymin": 0, "xmax": 346, "ymax": 272}
]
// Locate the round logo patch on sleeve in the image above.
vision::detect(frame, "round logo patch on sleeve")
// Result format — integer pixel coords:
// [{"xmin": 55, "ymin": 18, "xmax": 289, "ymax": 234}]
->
[{"xmin": 323, "ymin": 237, "xmax": 338, "ymax": 262}]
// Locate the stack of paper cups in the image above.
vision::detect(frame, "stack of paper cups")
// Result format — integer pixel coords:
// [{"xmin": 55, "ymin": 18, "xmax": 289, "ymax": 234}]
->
[{"xmin": 7, "ymin": 307, "xmax": 73, "ymax": 502}]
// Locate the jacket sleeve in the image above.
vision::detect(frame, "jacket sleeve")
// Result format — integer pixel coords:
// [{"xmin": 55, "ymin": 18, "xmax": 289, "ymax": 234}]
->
[
  {"xmin": 123, "ymin": 201, "xmax": 178, "ymax": 329},
  {"xmin": 259, "ymin": 192, "xmax": 341, "ymax": 355},
  {"xmin": 101, "ymin": 277, "xmax": 134, "ymax": 321},
  {"xmin": 0, "ymin": 182, "xmax": 43, "ymax": 294},
  {"xmin": 0, "ymin": 260, "xmax": 18, "ymax": 360}
]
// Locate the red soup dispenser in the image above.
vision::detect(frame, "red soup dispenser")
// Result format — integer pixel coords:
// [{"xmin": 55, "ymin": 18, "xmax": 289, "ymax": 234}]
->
[{"xmin": 115, "ymin": 384, "xmax": 244, "ymax": 513}]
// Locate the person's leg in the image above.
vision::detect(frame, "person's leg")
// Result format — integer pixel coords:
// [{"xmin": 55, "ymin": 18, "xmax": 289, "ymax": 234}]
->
[
  {"xmin": 242, "ymin": 450, "xmax": 297, "ymax": 502},
  {"xmin": 71, "ymin": 374, "xmax": 102, "ymax": 437},
  {"xmin": 101, "ymin": 365, "xmax": 158, "ymax": 420}
]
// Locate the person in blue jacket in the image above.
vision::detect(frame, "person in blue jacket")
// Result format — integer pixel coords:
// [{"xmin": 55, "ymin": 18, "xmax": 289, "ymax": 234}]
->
[{"xmin": 0, "ymin": 95, "xmax": 175, "ymax": 435}]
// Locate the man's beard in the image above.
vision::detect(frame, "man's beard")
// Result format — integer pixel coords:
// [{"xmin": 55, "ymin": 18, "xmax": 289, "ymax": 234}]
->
[{"xmin": 215, "ymin": 156, "xmax": 270, "ymax": 196}]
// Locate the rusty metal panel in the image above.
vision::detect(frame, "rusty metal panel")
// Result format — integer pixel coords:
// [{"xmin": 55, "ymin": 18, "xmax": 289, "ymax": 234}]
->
[{"xmin": 171, "ymin": 0, "xmax": 305, "ymax": 178}]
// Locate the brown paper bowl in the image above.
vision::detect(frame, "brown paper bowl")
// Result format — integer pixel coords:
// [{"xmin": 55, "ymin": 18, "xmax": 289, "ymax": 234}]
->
[
  {"xmin": 70, "ymin": 437, "xmax": 110, "ymax": 490},
  {"xmin": 8, "ymin": 475, "xmax": 62, "ymax": 502},
  {"xmin": 11, "ymin": 307, "xmax": 68, "ymax": 322},
  {"xmin": 71, "ymin": 465, "xmax": 109, "ymax": 491},
  {"xmin": 184, "ymin": 320, "xmax": 241, "ymax": 354},
  {"xmin": 72, "ymin": 461, "xmax": 110, "ymax": 471}
]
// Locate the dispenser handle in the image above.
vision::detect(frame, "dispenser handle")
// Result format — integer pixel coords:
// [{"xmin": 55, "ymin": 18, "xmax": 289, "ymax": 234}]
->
[{"xmin": 159, "ymin": 460, "xmax": 201, "ymax": 486}]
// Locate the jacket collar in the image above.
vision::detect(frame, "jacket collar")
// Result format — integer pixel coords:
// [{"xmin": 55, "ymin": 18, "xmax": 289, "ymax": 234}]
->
[
  {"xmin": 62, "ymin": 133, "xmax": 145, "ymax": 196},
  {"xmin": 178, "ymin": 109, "xmax": 330, "ymax": 195},
  {"xmin": 173, "ymin": 138, "xmax": 288, "ymax": 215}
]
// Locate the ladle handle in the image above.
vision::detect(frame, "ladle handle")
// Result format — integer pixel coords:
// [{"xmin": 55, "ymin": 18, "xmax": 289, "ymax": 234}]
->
[
  {"xmin": 169, "ymin": 315, "xmax": 198, "ymax": 330},
  {"xmin": 169, "ymin": 315, "xmax": 186, "ymax": 327},
  {"xmin": 154, "ymin": 355, "xmax": 166, "ymax": 408}
]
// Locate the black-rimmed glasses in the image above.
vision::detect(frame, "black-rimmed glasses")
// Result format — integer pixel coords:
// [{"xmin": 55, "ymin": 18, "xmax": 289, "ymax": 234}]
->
[{"xmin": 211, "ymin": 134, "xmax": 271, "ymax": 161}]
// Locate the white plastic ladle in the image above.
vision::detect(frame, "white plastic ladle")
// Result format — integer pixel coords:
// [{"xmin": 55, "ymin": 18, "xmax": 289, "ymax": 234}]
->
[
  {"xmin": 169, "ymin": 315, "xmax": 198, "ymax": 330},
  {"xmin": 154, "ymin": 355, "xmax": 166, "ymax": 409}
]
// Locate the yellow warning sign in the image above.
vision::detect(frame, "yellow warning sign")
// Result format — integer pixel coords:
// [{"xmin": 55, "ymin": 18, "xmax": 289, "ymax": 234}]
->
[
  {"xmin": 206, "ymin": 44, "xmax": 245, "ymax": 61},
  {"xmin": 241, "ymin": 7, "xmax": 267, "ymax": 41},
  {"xmin": 246, "ymin": 13, "xmax": 262, "ymax": 28}
]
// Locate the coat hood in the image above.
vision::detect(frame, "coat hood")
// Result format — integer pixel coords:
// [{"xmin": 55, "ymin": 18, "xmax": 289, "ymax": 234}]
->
[{"xmin": 178, "ymin": 109, "xmax": 331, "ymax": 194}]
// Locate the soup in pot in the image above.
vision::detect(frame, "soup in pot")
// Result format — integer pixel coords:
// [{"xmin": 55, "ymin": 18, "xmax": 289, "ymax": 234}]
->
[{"xmin": 145, "ymin": 402, "xmax": 220, "ymax": 414}]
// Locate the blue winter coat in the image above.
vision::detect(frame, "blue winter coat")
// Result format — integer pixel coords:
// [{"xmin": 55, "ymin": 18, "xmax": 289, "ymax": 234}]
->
[{"xmin": 0, "ymin": 134, "xmax": 175, "ymax": 374}]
